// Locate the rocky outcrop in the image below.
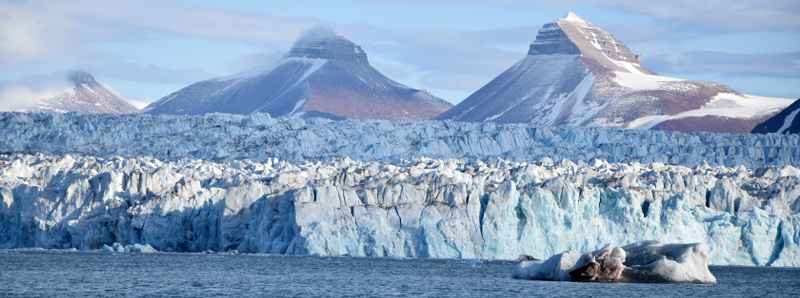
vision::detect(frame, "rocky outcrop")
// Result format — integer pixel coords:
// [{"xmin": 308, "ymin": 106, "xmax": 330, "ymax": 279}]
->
[
  {"xmin": 1, "ymin": 154, "xmax": 798, "ymax": 266},
  {"xmin": 145, "ymin": 27, "xmax": 451, "ymax": 120}
]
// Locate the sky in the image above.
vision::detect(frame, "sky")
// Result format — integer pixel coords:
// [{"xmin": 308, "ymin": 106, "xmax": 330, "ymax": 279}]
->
[{"xmin": 1, "ymin": 0, "xmax": 799, "ymax": 106}]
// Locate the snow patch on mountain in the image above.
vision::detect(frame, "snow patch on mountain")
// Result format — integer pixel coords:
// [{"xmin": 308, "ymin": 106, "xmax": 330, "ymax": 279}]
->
[
  {"xmin": 563, "ymin": 11, "xmax": 588, "ymax": 24},
  {"xmin": 125, "ymin": 99, "xmax": 151, "ymax": 110},
  {"xmin": 779, "ymin": 109, "xmax": 800, "ymax": 133},
  {"xmin": 612, "ymin": 71, "xmax": 682, "ymax": 90},
  {"xmin": 628, "ymin": 93, "xmax": 790, "ymax": 129}
]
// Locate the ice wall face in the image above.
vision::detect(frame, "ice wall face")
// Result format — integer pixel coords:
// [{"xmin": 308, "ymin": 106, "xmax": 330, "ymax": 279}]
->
[
  {"xmin": 0, "ymin": 112, "xmax": 799, "ymax": 168},
  {"xmin": 2, "ymin": 154, "xmax": 798, "ymax": 266}
]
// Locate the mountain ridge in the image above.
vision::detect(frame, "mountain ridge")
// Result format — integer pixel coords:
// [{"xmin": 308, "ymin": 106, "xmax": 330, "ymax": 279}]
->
[{"xmin": 437, "ymin": 12, "xmax": 791, "ymax": 133}]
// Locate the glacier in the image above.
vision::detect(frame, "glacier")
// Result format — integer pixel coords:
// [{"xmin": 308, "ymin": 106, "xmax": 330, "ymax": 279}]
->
[
  {"xmin": 2, "ymin": 153, "xmax": 799, "ymax": 266},
  {"xmin": 0, "ymin": 112, "xmax": 798, "ymax": 167}
]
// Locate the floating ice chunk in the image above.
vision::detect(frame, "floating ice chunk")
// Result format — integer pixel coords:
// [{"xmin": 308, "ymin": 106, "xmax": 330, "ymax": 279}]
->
[
  {"xmin": 102, "ymin": 243, "xmax": 158, "ymax": 254},
  {"xmin": 513, "ymin": 241, "xmax": 717, "ymax": 284}
]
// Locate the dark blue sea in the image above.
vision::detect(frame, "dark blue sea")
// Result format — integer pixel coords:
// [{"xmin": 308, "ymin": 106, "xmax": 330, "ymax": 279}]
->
[{"xmin": 1, "ymin": 250, "xmax": 798, "ymax": 297}]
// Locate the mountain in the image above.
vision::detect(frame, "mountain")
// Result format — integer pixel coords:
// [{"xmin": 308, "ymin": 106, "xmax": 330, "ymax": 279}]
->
[
  {"xmin": 15, "ymin": 71, "xmax": 139, "ymax": 114},
  {"xmin": 145, "ymin": 27, "xmax": 452, "ymax": 120},
  {"xmin": 752, "ymin": 99, "xmax": 800, "ymax": 134},
  {"xmin": 437, "ymin": 12, "xmax": 791, "ymax": 133}
]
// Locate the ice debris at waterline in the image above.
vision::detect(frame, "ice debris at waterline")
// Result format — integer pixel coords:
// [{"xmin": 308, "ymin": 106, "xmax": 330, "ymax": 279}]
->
[
  {"xmin": 102, "ymin": 243, "xmax": 158, "ymax": 253},
  {"xmin": 0, "ymin": 112, "xmax": 799, "ymax": 167},
  {"xmin": 1, "ymin": 154, "xmax": 799, "ymax": 266},
  {"xmin": 512, "ymin": 241, "xmax": 717, "ymax": 284}
]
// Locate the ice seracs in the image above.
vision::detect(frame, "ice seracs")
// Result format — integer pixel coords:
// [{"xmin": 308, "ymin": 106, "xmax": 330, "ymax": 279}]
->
[
  {"xmin": 437, "ymin": 12, "xmax": 792, "ymax": 133},
  {"xmin": 1, "ymin": 154, "xmax": 798, "ymax": 266},
  {"xmin": 145, "ymin": 26, "xmax": 452, "ymax": 120},
  {"xmin": 1, "ymin": 112, "xmax": 798, "ymax": 168},
  {"xmin": 513, "ymin": 241, "xmax": 717, "ymax": 284}
]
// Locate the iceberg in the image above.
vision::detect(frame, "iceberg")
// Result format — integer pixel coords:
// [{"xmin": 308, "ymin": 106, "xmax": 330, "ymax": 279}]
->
[
  {"xmin": 1, "ymin": 154, "xmax": 798, "ymax": 266},
  {"xmin": 102, "ymin": 242, "xmax": 158, "ymax": 253},
  {"xmin": 512, "ymin": 241, "xmax": 717, "ymax": 284}
]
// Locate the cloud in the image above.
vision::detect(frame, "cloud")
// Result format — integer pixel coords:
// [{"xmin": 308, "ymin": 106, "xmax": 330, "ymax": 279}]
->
[
  {"xmin": 0, "ymin": 0, "xmax": 318, "ymax": 66},
  {"xmin": 226, "ymin": 51, "xmax": 286, "ymax": 75},
  {"xmin": 0, "ymin": 2, "xmax": 71, "ymax": 65},
  {"xmin": 576, "ymin": 0, "xmax": 800, "ymax": 31},
  {"xmin": 359, "ymin": 0, "xmax": 800, "ymax": 31},
  {"xmin": 83, "ymin": 59, "xmax": 218, "ymax": 85},
  {"xmin": 646, "ymin": 51, "xmax": 800, "ymax": 78},
  {"xmin": 0, "ymin": 73, "xmax": 72, "ymax": 112}
]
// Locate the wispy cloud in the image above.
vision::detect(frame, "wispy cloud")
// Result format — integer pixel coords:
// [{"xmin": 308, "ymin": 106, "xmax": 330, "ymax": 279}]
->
[
  {"xmin": 646, "ymin": 51, "xmax": 800, "ymax": 78},
  {"xmin": 579, "ymin": 0, "xmax": 800, "ymax": 31},
  {"xmin": 0, "ymin": 0, "xmax": 318, "ymax": 65},
  {"xmin": 0, "ymin": 2, "xmax": 71, "ymax": 65},
  {"xmin": 82, "ymin": 59, "xmax": 218, "ymax": 85},
  {"xmin": 0, "ymin": 73, "xmax": 72, "ymax": 111}
]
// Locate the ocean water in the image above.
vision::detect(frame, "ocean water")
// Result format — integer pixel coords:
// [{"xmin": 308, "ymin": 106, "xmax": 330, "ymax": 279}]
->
[{"xmin": 1, "ymin": 250, "xmax": 798, "ymax": 297}]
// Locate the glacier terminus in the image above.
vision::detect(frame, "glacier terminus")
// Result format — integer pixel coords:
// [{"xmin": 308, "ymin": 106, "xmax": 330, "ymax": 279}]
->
[{"xmin": 1, "ymin": 112, "xmax": 799, "ymax": 266}]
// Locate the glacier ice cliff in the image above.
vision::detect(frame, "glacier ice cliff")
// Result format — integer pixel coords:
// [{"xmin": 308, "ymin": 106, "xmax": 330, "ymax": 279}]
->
[
  {"xmin": 0, "ymin": 112, "xmax": 799, "ymax": 167},
  {"xmin": 2, "ymin": 154, "xmax": 799, "ymax": 266}
]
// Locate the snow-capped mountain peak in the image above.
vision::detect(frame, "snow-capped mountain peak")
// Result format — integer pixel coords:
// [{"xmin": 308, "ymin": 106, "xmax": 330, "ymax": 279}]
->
[
  {"xmin": 287, "ymin": 26, "xmax": 367, "ymax": 62},
  {"xmin": 555, "ymin": 12, "xmax": 650, "ymax": 74},
  {"xmin": 5, "ymin": 71, "xmax": 140, "ymax": 114},
  {"xmin": 563, "ymin": 11, "xmax": 588, "ymax": 24},
  {"xmin": 146, "ymin": 27, "xmax": 451, "ymax": 119},
  {"xmin": 438, "ymin": 12, "xmax": 791, "ymax": 133}
]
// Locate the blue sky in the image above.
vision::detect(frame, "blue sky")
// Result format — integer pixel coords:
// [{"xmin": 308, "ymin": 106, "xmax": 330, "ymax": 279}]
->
[{"xmin": 1, "ymin": 0, "xmax": 799, "ymax": 106}]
